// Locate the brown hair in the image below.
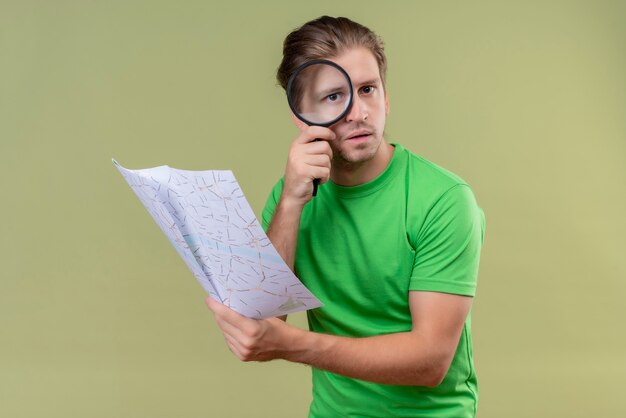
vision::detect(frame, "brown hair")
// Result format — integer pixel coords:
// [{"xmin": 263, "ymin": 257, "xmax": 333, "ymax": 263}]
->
[{"xmin": 276, "ymin": 16, "xmax": 387, "ymax": 91}]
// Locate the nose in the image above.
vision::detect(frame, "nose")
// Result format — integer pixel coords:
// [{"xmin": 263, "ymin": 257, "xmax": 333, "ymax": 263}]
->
[{"xmin": 345, "ymin": 92, "xmax": 368, "ymax": 122}]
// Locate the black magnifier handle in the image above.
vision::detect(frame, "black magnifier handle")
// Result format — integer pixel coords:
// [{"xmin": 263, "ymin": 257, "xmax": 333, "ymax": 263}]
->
[{"xmin": 312, "ymin": 138, "xmax": 321, "ymax": 196}]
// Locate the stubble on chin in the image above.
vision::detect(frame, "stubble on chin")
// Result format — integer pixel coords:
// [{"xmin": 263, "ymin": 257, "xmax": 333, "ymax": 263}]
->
[{"xmin": 332, "ymin": 138, "xmax": 380, "ymax": 169}]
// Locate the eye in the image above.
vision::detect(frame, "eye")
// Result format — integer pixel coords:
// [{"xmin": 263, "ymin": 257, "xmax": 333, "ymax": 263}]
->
[
  {"xmin": 326, "ymin": 93, "xmax": 341, "ymax": 102},
  {"xmin": 361, "ymin": 86, "xmax": 375, "ymax": 95}
]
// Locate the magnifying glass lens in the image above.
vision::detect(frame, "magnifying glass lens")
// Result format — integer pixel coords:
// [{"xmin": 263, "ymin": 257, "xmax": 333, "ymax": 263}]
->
[{"xmin": 288, "ymin": 62, "xmax": 353, "ymax": 126}]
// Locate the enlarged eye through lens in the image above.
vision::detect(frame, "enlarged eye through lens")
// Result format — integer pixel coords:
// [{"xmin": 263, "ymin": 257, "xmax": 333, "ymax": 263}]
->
[{"xmin": 287, "ymin": 60, "xmax": 354, "ymax": 127}]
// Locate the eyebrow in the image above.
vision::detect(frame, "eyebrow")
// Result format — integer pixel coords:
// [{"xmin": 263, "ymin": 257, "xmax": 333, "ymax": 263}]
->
[
  {"xmin": 354, "ymin": 78, "xmax": 381, "ymax": 88},
  {"xmin": 317, "ymin": 85, "xmax": 349, "ymax": 97},
  {"xmin": 314, "ymin": 78, "xmax": 381, "ymax": 98}
]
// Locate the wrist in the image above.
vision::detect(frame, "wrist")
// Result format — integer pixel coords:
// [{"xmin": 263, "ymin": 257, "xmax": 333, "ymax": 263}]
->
[
  {"xmin": 276, "ymin": 194, "xmax": 306, "ymax": 216},
  {"xmin": 283, "ymin": 326, "xmax": 328, "ymax": 366}
]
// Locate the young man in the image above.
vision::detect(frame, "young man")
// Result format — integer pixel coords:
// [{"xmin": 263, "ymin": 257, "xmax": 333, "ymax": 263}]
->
[{"xmin": 206, "ymin": 16, "xmax": 486, "ymax": 417}]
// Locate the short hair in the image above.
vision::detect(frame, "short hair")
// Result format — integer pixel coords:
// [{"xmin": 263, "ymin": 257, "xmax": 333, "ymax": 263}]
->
[{"xmin": 276, "ymin": 16, "xmax": 387, "ymax": 92}]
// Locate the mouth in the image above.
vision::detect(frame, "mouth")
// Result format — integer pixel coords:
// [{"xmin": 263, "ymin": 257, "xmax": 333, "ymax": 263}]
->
[{"xmin": 345, "ymin": 130, "xmax": 372, "ymax": 141}]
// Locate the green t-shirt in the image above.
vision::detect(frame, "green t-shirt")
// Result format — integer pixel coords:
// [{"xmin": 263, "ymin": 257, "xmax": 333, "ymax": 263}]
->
[{"xmin": 262, "ymin": 144, "xmax": 486, "ymax": 418}]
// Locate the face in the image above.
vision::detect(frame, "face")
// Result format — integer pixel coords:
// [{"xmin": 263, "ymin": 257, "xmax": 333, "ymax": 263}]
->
[{"xmin": 293, "ymin": 47, "xmax": 389, "ymax": 166}]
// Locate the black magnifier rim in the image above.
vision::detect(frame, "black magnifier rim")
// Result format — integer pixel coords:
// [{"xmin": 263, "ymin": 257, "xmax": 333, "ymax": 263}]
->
[{"xmin": 286, "ymin": 59, "xmax": 354, "ymax": 128}]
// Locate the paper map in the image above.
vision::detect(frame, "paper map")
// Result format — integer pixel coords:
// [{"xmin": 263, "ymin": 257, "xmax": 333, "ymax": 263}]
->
[{"xmin": 113, "ymin": 159, "xmax": 322, "ymax": 319}]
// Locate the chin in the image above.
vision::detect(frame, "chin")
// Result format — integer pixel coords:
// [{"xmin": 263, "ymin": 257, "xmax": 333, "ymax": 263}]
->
[{"xmin": 336, "ymin": 144, "xmax": 379, "ymax": 165}]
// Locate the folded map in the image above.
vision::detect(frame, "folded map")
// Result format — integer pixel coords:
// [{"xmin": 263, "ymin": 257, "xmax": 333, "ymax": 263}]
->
[{"xmin": 113, "ymin": 159, "xmax": 322, "ymax": 319}]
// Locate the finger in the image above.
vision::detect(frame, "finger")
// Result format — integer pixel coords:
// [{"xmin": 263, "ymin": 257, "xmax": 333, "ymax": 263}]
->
[
  {"xmin": 308, "ymin": 166, "xmax": 331, "ymax": 184},
  {"xmin": 303, "ymin": 154, "xmax": 331, "ymax": 170},
  {"xmin": 223, "ymin": 333, "xmax": 245, "ymax": 358},
  {"xmin": 206, "ymin": 297, "xmax": 250, "ymax": 328},
  {"xmin": 223, "ymin": 333, "xmax": 240, "ymax": 352},
  {"xmin": 207, "ymin": 298, "xmax": 266, "ymax": 343},
  {"xmin": 212, "ymin": 315, "xmax": 255, "ymax": 360},
  {"xmin": 302, "ymin": 140, "xmax": 333, "ymax": 159},
  {"xmin": 215, "ymin": 315, "xmax": 260, "ymax": 350},
  {"xmin": 206, "ymin": 296, "xmax": 228, "ymax": 315},
  {"xmin": 225, "ymin": 334, "xmax": 253, "ymax": 361},
  {"xmin": 294, "ymin": 126, "xmax": 336, "ymax": 144},
  {"xmin": 213, "ymin": 314, "xmax": 242, "ymax": 338},
  {"xmin": 206, "ymin": 297, "xmax": 238, "ymax": 320}
]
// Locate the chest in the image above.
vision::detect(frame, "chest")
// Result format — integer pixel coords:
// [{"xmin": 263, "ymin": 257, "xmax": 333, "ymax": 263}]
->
[{"xmin": 295, "ymin": 192, "xmax": 416, "ymax": 332}]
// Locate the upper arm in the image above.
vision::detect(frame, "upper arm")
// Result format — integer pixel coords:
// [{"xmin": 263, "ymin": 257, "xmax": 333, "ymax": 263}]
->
[
  {"xmin": 409, "ymin": 291, "xmax": 473, "ymax": 370},
  {"xmin": 409, "ymin": 184, "xmax": 485, "ymax": 296},
  {"xmin": 261, "ymin": 178, "xmax": 284, "ymax": 232},
  {"xmin": 405, "ymin": 184, "xmax": 483, "ymax": 383}
]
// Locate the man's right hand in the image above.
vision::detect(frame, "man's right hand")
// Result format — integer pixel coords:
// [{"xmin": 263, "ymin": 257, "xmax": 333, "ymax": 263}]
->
[{"xmin": 281, "ymin": 125, "xmax": 335, "ymax": 207}]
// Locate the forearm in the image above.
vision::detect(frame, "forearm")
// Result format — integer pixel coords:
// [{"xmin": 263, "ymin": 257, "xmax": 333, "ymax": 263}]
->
[
  {"xmin": 266, "ymin": 126, "xmax": 333, "ymax": 269},
  {"xmin": 283, "ymin": 327, "xmax": 451, "ymax": 387},
  {"xmin": 207, "ymin": 278, "xmax": 469, "ymax": 387},
  {"xmin": 265, "ymin": 196, "xmax": 303, "ymax": 271}
]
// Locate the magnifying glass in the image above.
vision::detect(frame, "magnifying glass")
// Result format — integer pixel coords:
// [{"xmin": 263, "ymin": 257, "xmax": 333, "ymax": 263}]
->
[{"xmin": 287, "ymin": 60, "xmax": 354, "ymax": 196}]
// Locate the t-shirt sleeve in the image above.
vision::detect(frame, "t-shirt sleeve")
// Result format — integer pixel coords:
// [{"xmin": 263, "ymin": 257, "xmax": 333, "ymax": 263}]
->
[
  {"xmin": 409, "ymin": 184, "xmax": 486, "ymax": 296},
  {"xmin": 261, "ymin": 178, "xmax": 284, "ymax": 232}
]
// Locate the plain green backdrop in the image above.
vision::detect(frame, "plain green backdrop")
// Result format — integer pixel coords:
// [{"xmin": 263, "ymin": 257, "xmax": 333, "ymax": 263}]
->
[{"xmin": 1, "ymin": 1, "xmax": 625, "ymax": 417}]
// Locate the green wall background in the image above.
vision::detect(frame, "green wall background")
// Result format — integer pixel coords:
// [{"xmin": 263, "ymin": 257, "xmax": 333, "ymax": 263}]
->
[{"xmin": 2, "ymin": 1, "xmax": 625, "ymax": 417}]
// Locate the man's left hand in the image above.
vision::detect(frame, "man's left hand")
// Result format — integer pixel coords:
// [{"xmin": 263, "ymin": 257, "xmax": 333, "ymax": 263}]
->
[{"xmin": 205, "ymin": 297, "xmax": 294, "ymax": 362}]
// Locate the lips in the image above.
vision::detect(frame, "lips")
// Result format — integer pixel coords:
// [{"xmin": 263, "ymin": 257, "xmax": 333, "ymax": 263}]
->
[{"xmin": 346, "ymin": 130, "xmax": 372, "ymax": 140}]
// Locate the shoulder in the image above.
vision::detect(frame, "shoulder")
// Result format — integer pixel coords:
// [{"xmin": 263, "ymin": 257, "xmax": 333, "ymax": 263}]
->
[
  {"xmin": 393, "ymin": 143, "xmax": 476, "ymax": 208},
  {"xmin": 392, "ymin": 144, "xmax": 485, "ymax": 242},
  {"xmin": 396, "ymin": 144, "xmax": 469, "ymax": 190}
]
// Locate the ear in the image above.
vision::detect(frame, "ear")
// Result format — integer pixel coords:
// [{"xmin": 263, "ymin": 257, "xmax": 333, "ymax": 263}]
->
[
  {"xmin": 384, "ymin": 92, "xmax": 390, "ymax": 115},
  {"xmin": 290, "ymin": 111, "xmax": 308, "ymax": 131}
]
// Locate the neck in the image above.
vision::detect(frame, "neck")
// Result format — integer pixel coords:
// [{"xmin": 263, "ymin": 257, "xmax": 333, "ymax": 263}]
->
[{"xmin": 330, "ymin": 141, "xmax": 395, "ymax": 186}]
